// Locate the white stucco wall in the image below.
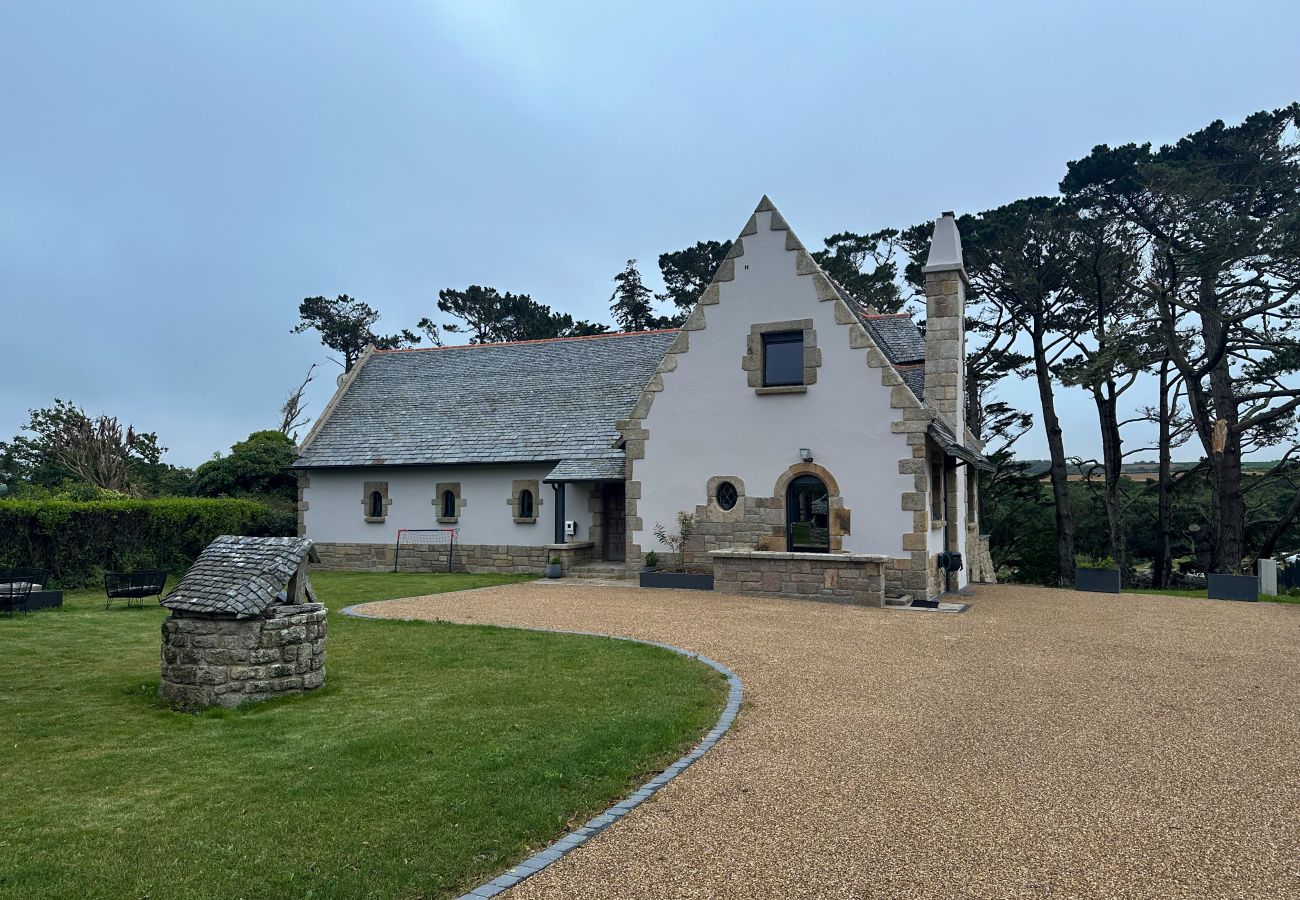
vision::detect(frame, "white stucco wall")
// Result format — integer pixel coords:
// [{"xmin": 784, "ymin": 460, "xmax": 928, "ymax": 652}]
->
[
  {"xmin": 926, "ymin": 460, "xmax": 970, "ymax": 591},
  {"xmin": 631, "ymin": 209, "xmax": 916, "ymax": 561},
  {"xmin": 302, "ymin": 464, "xmax": 595, "ymax": 545}
]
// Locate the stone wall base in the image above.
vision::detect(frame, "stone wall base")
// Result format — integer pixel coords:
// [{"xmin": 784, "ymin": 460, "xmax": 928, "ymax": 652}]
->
[
  {"xmin": 312, "ymin": 541, "xmax": 594, "ymax": 576},
  {"xmin": 709, "ymin": 549, "xmax": 887, "ymax": 607},
  {"xmin": 160, "ymin": 603, "xmax": 327, "ymax": 710}
]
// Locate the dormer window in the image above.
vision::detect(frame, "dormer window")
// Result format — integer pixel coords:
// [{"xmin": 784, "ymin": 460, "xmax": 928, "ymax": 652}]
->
[{"xmin": 763, "ymin": 331, "xmax": 804, "ymax": 386}]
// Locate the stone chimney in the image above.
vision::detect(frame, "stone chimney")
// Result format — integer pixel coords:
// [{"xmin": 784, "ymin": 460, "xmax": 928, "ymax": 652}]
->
[{"xmin": 922, "ymin": 212, "xmax": 967, "ymax": 435}]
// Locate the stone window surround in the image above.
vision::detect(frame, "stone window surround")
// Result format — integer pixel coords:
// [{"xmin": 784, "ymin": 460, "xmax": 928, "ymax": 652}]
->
[
  {"xmin": 362, "ymin": 480, "xmax": 391, "ymax": 524},
  {"xmin": 771, "ymin": 462, "xmax": 848, "ymax": 552},
  {"xmin": 742, "ymin": 319, "xmax": 822, "ymax": 394},
  {"xmin": 434, "ymin": 482, "xmax": 466, "ymax": 524},
  {"xmin": 508, "ymin": 479, "xmax": 543, "ymax": 524},
  {"xmin": 705, "ymin": 475, "xmax": 746, "ymax": 522}
]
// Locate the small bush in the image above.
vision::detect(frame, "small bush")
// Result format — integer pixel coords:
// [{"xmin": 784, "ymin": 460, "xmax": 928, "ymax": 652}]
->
[{"xmin": 0, "ymin": 498, "xmax": 295, "ymax": 587}]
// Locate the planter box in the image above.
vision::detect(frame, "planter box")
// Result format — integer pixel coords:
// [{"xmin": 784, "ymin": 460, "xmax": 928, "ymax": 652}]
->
[
  {"xmin": 639, "ymin": 571, "xmax": 714, "ymax": 591},
  {"xmin": 1075, "ymin": 567, "xmax": 1121, "ymax": 594},
  {"xmin": 1207, "ymin": 574, "xmax": 1259, "ymax": 602},
  {"xmin": 27, "ymin": 590, "xmax": 64, "ymax": 611}
]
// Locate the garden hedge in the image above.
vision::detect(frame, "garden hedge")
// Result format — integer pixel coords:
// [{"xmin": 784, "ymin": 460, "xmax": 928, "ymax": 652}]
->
[{"xmin": 0, "ymin": 498, "xmax": 296, "ymax": 587}]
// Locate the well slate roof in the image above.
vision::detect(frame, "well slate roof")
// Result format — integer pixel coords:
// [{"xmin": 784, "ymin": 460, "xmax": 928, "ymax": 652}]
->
[
  {"xmin": 162, "ymin": 536, "xmax": 315, "ymax": 618},
  {"xmin": 296, "ymin": 331, "xmax": 679, "ymax": 470}
]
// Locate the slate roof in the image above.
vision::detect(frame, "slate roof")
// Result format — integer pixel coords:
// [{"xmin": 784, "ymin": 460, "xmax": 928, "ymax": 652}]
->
[
  {"xmin": 296, "ymin": 330, "xmax": 679, "ymax": 470},
  {"xmin": 860, "ymin": 314, "xmax": 927, "ymax": 366},
  {"xmin": 546, "ymin": 456, "xmax": 627, "ymax": 482},
  {"xmin": 162, "ymin": 536, "xmax": 315, "ymax": 619},
  {"xmin": 929, "ymin": 419, "xmax": 994, "ymax": 471}
]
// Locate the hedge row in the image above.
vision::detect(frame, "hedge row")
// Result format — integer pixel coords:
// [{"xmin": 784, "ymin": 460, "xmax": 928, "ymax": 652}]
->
[{"xmin": 0, "ymin": 498, "xmax": 296, "ymax": 588}]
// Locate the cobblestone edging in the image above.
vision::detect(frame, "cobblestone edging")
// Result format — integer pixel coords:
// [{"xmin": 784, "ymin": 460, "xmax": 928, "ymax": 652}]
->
[{"xmin": 339, "ymin": 601, "xmax": 744, "ymax": 900}]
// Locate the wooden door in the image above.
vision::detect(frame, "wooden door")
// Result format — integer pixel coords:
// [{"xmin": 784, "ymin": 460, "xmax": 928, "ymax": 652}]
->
[{"xmin": 602, "ymin": 485, "xmax": 626, "ymax": 561}]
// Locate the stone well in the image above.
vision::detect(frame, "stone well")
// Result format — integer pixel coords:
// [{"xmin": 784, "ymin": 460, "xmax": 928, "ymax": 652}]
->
[{"xmin": 160, "ymin": 535, "xmax": 327, "ymax": 710}]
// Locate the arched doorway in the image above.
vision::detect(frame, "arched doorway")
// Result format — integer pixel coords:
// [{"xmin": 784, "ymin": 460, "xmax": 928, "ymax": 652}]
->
[{"xmin": 786, "ymin": 474, "xmax": 831, "ymax": 552}]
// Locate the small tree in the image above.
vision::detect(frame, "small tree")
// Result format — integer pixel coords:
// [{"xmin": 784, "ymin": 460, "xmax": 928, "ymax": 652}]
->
[
  {"xmin": 51, "ymin": 407, "xmax": 163, "ymax": 494},
  {"xmin": 653, "ymin": 512, "xmax": 695, "ymax": 570},
  {"xmin": 277, "ymin": 364, "xmax": 316, "ymax": 440},
  {"xmin": 426, "ymin": 285, "xmax": 607, "ymax": 344},
  {"xmin": 192, "ymin": 430, "xmax": 298, "ymax": 504},
  {"xmin": 292, "ymin": 295, "xmax": 420, "ymax": 371},
  {"xmin": 657, "ymin": 240, "xmax": 732, "ymax": 321},
  {"xmin": 610, "ymin": 259, "xmax": 659, "ymax": 331}
]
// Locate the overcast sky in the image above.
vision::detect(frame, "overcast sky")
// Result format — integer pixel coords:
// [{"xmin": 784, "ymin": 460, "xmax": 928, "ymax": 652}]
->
[{"xmin": 3, "ymin": 1, "xmax": 1298, "ymax": 468}]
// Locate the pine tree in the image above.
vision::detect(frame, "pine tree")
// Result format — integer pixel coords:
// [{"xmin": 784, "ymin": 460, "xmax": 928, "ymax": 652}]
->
[{"xmin": 609, "ymin": 259, "xmax": 657, "ymax": 331}]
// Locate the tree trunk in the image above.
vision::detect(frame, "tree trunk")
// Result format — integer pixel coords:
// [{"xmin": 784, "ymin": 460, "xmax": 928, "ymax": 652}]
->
[
  {"xmin": 1198, "ymin": 288, "xmax": 1246, "ymax": 573},
  {"xmin": 1094, "ymin": 382, "xmax": 1127, "ymax": 579},
  {"xmin": 1031, "ymin": 317, "xmax": 1076, "ymax": 585},
  {"xmin": 1153, "ymin": 359, "xmax": 1174, "ymax": 589}
]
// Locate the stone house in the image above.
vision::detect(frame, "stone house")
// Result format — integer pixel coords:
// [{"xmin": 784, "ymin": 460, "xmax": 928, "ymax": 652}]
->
[{"xmin": 294, "ymin": 197, "xmax": 992, "ymax": 601}]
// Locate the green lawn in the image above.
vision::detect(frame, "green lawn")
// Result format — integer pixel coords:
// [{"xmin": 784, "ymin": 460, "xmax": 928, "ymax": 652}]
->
[
  {"xmin": 0, "ymin": 572, "xmax": 727, "ymax": 899},
  {"xmin": 1123, "ymin": 586, "xmax": 1300, "ymax": 604}
]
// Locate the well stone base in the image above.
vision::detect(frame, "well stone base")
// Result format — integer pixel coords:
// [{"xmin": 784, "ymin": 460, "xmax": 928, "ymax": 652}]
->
[
  {"xmin": 709, "ymin": 549, "xmax": 889, "ymax": 607},
  {"xmin": 160, "ymin": 603, "xmax": 327, "ymax": 710}
]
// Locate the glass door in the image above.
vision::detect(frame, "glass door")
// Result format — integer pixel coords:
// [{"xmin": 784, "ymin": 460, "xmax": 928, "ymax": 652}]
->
[{"xmin": 786, "ymin": 475, "xmax": 831, "ymax": 552}]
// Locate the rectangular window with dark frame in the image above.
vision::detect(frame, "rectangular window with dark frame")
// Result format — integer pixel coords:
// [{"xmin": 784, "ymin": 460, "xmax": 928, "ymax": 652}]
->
[{"xmin": 762, "ymin": 331, "xmax": 804, "ymax": 386}]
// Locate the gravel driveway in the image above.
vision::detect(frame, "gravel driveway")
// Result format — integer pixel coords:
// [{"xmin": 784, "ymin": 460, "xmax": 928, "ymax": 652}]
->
[{"xmin": 355, "ymin": 582, "xmax": 1300, "ymax": 899}]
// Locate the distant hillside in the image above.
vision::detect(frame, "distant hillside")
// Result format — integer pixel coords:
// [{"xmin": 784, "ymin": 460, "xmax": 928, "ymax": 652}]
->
[{"xmin": 1016, "ymin": 459, "xmax": 1280, "ymax": 480}]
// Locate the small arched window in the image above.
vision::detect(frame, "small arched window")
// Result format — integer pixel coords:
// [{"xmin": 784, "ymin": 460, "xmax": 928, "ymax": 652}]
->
[
  {"xmin": 368, "ymin": 490, "xmax": 384, "ymax": 519},
  {"xmin": 518, "ymin": 489, "xmax": 534, "ymax": 519},
  {"xmin": 441, "ymin": 490, "xmax": 457, "ymax": 519}
]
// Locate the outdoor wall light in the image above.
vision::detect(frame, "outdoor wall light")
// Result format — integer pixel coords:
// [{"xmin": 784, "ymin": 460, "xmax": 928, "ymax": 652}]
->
[{"xmin": 799, "ymin": 448, "xmax": 814, "ymax": 462}]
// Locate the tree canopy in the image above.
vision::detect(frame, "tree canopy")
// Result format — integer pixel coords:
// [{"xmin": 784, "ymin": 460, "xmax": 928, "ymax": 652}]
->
[{"xmin": 292, "ymin": 294, "xmax": 420, "ymax": 371}]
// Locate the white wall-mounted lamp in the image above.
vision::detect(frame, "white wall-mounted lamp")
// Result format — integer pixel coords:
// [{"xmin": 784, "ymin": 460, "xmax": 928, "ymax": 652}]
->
[{"xmin": 799, "ymin": 448, "xmax": 814, "ymax": 462}]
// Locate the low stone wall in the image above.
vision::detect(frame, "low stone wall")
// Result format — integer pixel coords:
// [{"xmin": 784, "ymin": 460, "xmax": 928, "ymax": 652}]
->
[
  {"xmin": 709, "ymin": 549, "xmax": 889, "ymax": 607},
  {"xmin": 160, "ymin": 603, "xmax": 327, "ymax": 709},
  {"xmin": 312, "ymin": 541, "xmax": 594, "ymax": 575}
]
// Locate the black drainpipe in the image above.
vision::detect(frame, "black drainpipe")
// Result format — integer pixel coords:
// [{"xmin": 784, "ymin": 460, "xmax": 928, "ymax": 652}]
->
[{"xmin": 552, "ymin": 482, "xmax": 566, "ymax": 544}]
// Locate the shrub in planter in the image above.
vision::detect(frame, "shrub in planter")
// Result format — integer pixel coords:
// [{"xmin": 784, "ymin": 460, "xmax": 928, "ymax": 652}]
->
[
  {"xmin": 1074, "ymin": 555, "xmax": 1120, "ymax": 594},
  {"xmin": 642, "ymin": 512, "xmax": 713, "ymax": 590},
  {"xmin": 643, "ymin": 551, "xmax": 660, "ymax": 572},
  {"xmin": 545, "ymin": 555, "xmax": 563, "ymax": 579}
]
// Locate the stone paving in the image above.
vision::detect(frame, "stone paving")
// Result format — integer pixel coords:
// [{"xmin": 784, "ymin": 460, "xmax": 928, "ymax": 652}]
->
[{"xmin": 355, "ymin": 583, "xmax": 1300, "ymax": 899}]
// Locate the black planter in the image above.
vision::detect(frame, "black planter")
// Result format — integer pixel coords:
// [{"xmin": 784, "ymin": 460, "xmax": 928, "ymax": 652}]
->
[
  {"xmin": 1075, "ymin": 567, "xmax": 1121, "ymax": 594},
  {"xmin": 639, "ymin": 571, "xmax": 714, "ymax": 591},
  {"xmin": 545, "ymin": 564, "xmax": 562, "ymax": 579},
  {"xmin": 1207, "ymin": 574, "xmax": 1259, "ymax": 602}
]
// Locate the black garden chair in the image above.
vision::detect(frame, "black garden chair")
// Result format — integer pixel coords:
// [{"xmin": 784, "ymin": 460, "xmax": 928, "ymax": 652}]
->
[
  {"xmin": 104, "ymin": 570, "xmax": 168, "ymax": 609},
  {"xmin": 0, "ymin": 568, "xmax": 39, "ymax": 617}
]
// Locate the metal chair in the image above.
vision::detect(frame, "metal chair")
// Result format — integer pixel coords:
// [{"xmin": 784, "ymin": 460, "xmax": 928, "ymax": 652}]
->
[
  {"xmin": 104, "ymin": 570, "xmax": 168, "ymax": 609},
  {"xmin": 0, "ymin": 570, "xmax": 35, "ymax": 617}
]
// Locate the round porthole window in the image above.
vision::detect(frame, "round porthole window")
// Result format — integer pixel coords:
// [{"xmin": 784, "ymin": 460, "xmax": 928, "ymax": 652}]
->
[{"xmin": 715, "ymin": 481, "xmax": 738, "ymax": 511}]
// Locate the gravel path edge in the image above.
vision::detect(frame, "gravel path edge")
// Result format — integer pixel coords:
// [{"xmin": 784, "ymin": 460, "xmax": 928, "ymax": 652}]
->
[{"xmin": 339, "ymin": 599, "xmax": 745, "ymax": 900}]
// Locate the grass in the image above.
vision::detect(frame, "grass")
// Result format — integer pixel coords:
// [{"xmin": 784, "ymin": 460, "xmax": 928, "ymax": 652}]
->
[
  {"xmin": 0, "ymin": 572, "xmax": 727, "ymax": 899},
  {"xmin": 1122, "ymin": 586, "xmax": 1300, "ymax": 604}
]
